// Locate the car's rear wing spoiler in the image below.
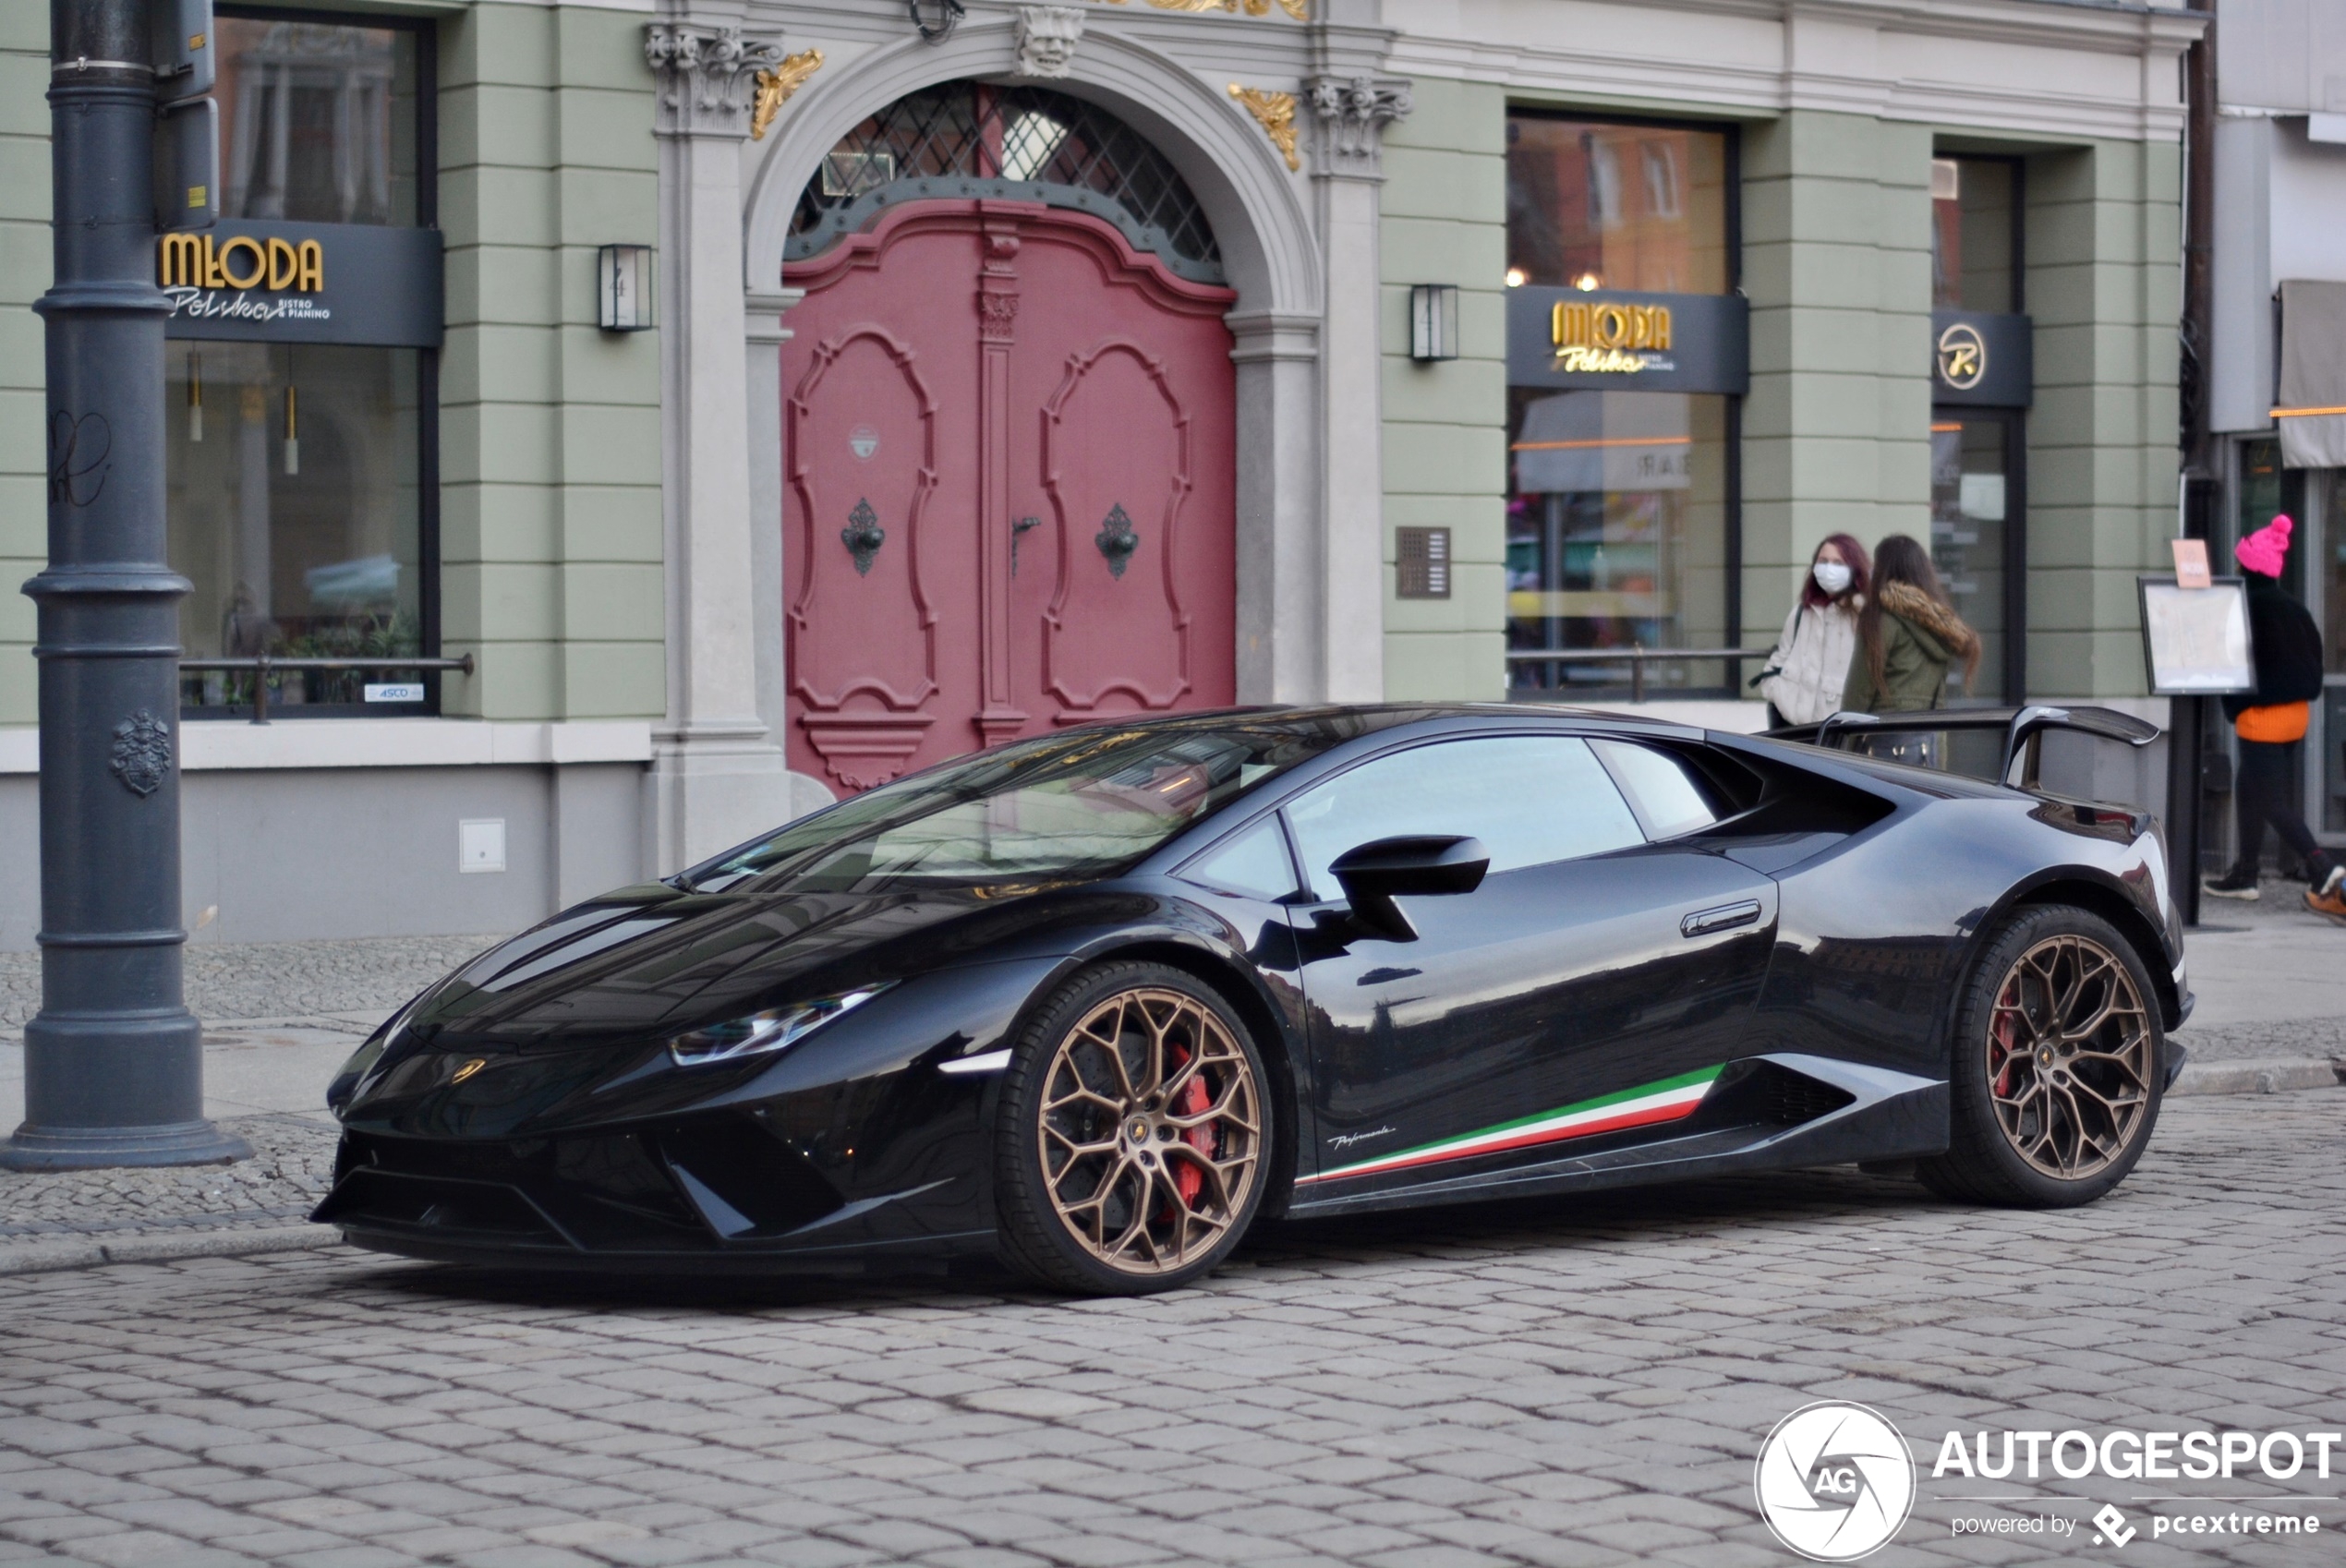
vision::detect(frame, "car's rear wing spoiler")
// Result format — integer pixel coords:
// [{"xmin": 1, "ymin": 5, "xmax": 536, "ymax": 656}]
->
[{"xmin": 1767, "ymin": 705, "xmax": 2161, "ymax": 790}]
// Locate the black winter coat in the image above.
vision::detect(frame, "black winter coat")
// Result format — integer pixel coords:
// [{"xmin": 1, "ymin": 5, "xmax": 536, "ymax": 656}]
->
[{"xmin": 2224, "ymin": 576, "xmax": 2327, "ymax": 722}]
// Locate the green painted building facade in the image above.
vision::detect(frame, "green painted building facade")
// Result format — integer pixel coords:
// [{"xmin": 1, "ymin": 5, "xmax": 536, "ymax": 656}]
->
[{"xmin": 0, "ymin": 0, "xmax": 2203, "ymax": 947}]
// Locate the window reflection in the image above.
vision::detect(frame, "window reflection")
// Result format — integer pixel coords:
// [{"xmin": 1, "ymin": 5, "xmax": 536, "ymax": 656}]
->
[
  {"xmin": 168, "ymin": 344, "xmax": 425, "ymax": 710},
  {"xmin": 216, "ymin": 17, "xmax": 417, "ymax": 226},
  {"xmin": 1929, "ymin": 418, "xmax": 2011, "ymax": 703},
  {"xmin": 1506, "ymin": 118, "xmax": 1728, "ymax": 294},
  {"xmin": 1506, "ymin": 390, "xmax": 1729, "ymax": 695},
  {"xmin": 1930, "ymin": 156, "xmax": 2015, "ymax": 314}
]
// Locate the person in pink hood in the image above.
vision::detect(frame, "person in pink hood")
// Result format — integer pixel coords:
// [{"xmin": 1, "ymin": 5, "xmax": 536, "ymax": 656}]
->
[{"xmin": 2202, "ymin": 515, "xmax": 2344, "ymax": 921}]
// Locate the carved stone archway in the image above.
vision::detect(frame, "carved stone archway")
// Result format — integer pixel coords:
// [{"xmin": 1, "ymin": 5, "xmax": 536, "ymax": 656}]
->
[{"xmin": 737, "ymin": 20, "xmax": 1328, "ymax": 765}]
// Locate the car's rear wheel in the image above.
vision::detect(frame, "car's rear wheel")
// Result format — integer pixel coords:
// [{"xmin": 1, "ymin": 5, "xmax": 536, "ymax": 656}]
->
[
  {"xmin": 995, "ymin": 962, "xmax": 1270, "ymax": 1295},
  {"xmin": 1918, "ymin": 905, "xmax": 2163, "ymax": 1207}
]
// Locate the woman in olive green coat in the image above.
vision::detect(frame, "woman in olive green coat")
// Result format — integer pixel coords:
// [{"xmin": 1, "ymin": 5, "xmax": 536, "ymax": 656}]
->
[{"xmin": 1841, "ymin": 533, "xmax": 1981, "ymax": 713}]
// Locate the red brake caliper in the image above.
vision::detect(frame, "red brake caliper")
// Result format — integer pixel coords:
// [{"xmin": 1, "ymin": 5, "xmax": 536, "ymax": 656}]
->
[
  {"xmin": 1171, "ymin": 1048, "xmax": 1211, "ymax": 1208},
  {"xmin": 1990, "ymin": 982, "xmax": 2020, "ymax": 1097}
]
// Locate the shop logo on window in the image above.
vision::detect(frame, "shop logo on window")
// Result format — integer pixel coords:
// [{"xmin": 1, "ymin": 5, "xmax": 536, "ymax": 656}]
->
[
  {"xmin": 1935, "ymin": 321, "xmax": 1988, "ymax": 391},
  {"xmin": 158, "ymin": 232, "xmax": 332, "ymax": 326},
  {"xmin": 1550, "ymin": 300, "xmax": 1677, "ymax": 375}
]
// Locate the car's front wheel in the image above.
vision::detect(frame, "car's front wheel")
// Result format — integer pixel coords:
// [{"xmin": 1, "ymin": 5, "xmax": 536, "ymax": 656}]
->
[
  {"xmin": 995, "ymin": 962, "xmax": 1271, "ymax": 1295},
  {"xmin": 1918, "ymin": 905, "xmax": 2165, "ymax": 1206}
]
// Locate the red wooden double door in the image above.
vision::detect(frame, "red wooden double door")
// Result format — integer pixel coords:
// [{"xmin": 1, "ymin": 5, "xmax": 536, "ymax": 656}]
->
[{"xmin": 780, "ymin": 200, "xmax": 1239, "ymax": 793}]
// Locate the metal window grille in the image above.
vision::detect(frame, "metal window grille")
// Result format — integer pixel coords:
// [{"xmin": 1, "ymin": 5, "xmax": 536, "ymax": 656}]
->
[
  {"xmin": 1397, "ymin": 527, "xmax": 1451, "ymax": 599},
  {"xmin": 788, "ymin": 82, "xmax": 1222, "ymax": 282}
]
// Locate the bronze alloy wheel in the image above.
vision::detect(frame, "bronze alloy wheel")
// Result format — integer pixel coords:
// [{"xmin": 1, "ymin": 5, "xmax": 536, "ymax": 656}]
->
[
  {"xmin": 1982, "ymin": 933, "xmax": 2154, "ymax": 1180},
  {"xmin": 1035, "ymin": 986, "xmax": 1262, "ymax": 1276}
]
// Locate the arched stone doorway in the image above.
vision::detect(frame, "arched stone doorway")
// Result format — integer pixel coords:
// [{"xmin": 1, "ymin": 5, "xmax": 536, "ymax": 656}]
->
[{"xmin": 777, "ymin": 82, "xmax": 1240, "ymax": 792}]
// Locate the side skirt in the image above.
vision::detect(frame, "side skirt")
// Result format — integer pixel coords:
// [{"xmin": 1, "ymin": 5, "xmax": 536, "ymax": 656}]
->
[{"xmin": 1284, "ymin": 1055, "xmax": 1947, "ymax": 1220}]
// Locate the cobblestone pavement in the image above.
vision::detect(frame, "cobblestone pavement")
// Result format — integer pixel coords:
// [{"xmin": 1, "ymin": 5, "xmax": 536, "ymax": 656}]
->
[
  {"xmin": 2, "ymin": 1092, "xmax": 2340, "ymax": 1568},
  {"xmin": 0, "ymin": 1116, "xmax": 335, "ymax": 1245},
  {"xmin": 0, "ymin": 935, "xmax": 505, "ymax": 1036}
]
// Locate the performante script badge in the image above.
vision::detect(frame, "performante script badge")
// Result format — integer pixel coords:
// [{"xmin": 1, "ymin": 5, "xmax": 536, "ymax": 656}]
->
[
  {"xmin": 451, "ymin": 1058, "xmax": 487, "ymax": 1084},
  {"xmin": 1755, "ymin": 1402, "xmax": 1916, "ymax": 1561}
]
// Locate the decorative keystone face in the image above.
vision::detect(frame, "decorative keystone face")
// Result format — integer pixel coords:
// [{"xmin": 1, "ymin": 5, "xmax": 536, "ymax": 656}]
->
[{"xmin": 1014, "ymin": 6, "xmax": 1086, "ymax": 78}]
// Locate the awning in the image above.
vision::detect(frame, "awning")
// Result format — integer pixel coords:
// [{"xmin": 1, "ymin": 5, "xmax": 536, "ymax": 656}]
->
[{"xmin": 2276, "ymin": 279, "xmax": 2346, "ymax": 468}]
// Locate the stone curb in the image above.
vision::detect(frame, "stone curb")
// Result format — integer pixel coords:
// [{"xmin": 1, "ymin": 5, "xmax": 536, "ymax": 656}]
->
[
  {"xmin": 0, "ymin": 1223, "xmax": 340, "ymax": 1278},
  {"xmin": 1, "ymin": 1062, "xmax": 2339, "ymax": 1280},
  {"xmin": 2171, "ymin": 1056, "xmax": 2346, "ymax": 1096}
]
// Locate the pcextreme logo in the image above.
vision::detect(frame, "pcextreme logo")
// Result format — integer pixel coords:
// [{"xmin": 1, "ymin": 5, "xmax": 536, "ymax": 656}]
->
[{"xmin": 1754, "ymin": 1402, "xmax": 1917, "ymax": 1561}]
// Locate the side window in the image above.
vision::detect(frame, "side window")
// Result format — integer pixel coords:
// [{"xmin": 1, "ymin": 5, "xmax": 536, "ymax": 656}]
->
[
  {"xmin": 1179, "ymin": 816, "xmax": 1300, "ymax": 901},
  {"xmin": 1283, "ymin": 735, "xmax": 1644, "ymax": 899},
  {"xmin": 1590, "ymin": 740, "xmax": 1721, "ymax": 839}
]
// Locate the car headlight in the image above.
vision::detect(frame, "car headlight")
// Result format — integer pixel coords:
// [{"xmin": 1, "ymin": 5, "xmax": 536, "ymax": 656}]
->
[
  {"xmin": 667, "ymin": 983, "xmax": 894, "ymax": 1067},
  {"xmin": 326, "ymin": 999, "xmax": 420, "ymax": 1110}
]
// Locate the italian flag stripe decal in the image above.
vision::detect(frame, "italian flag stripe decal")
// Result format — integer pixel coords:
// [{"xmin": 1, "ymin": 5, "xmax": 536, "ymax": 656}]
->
[{"xmin": 1298, "ymin": 1067, "xmax": 1722, "ymax": 1186}]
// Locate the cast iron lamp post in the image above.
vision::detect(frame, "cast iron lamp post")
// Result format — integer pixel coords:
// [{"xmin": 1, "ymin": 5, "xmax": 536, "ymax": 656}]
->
[{"xmin": 1, "ymin": 0, "xmax": 245, "ymax": 1169}]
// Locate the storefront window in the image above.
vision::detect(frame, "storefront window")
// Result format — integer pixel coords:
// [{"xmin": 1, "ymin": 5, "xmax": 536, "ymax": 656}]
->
[
  {"xmin": 1929, "ymin": 416, "xmax": 2018, "ymax": 703},
  {"xmin": 1506, "ymin": 119, "xmax": 1729, "ymax": 294},
  {"xmin": 1507, "ymin": 392, "xmax": 1730, "ymax": 693},
  {"xmin": 2319, "ymin": 470, "xmax": 2346, "ymax": 834},
  {"xmin": 2237, "ymin": 438, "xmax": 2306, "ymax": 599},
  {"xmin": 168, "ymin": 346, "xmax": 426, "ymax": 703},
  {"xmin": 1505, "ymin": 115, "xmax": 1736, "ymax": 696},
  {"xmin": 169, "ymin": 11, "xmax": 434, "ymax": 717},
  {"xmin": 217, "ymin": 16, "xmax": 420, "ymax": 225},
  {"xmin": 1930, "ymin": 157, "xmax": 2017, "ymax": 313}
]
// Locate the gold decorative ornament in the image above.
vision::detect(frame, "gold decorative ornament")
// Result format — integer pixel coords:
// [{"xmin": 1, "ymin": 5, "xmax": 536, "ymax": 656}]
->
[
  {"xmin": 1228, "ymin": 84, "xmax": 1299, "ymax": 172},
  {"xmin": 1098, "ymin": 0, "xmax": 1307, "ymax": 18},
  {"xmin": 750, "ymin": 48, "xmax": 824, "ymax": 141}
]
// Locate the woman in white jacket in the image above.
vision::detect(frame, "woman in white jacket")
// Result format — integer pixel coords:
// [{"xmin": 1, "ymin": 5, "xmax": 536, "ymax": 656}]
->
[{"xmin": 1755, "ymin": 534, "xmax": 1868, "ymax": 727}]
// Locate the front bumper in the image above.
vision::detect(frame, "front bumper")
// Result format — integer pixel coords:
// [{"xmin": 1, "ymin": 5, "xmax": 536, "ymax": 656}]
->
[{"xmin": 315, "ymin": 1071, "xmax": 997, "ymax": 1272}]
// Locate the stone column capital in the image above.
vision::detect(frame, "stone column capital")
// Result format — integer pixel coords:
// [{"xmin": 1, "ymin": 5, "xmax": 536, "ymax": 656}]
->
[
  {"xmin": 1303, "ymin": 74, "xmax": 1412, "ymax": 178},
  {"xmin": 646, "ymin": 21, "xmax": 782, "ymax": 139}
]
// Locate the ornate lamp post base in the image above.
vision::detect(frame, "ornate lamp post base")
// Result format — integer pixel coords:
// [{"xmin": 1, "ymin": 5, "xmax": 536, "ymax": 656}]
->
[{"xmin": 1, "ymin": 1121, "xmax": 253, "ymax": 1172}]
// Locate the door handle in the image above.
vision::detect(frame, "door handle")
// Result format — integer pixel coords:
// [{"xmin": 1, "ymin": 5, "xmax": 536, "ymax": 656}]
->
[{"xmin": 1681, "ymin": 899, "xmax": 1762, "ymax": 938}]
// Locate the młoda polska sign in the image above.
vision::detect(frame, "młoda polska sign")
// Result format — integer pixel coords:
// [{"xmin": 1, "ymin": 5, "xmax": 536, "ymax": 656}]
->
[
  {"xmin": 158, "ymin": 219, "xmax": 443, "ymax": 348},
  {"xmin": 1506, "ymin": 286, "xmax": 1748, "ymax": 395},
  {"xmin": 163, "ymin": 232, "xmax": 328, "ymax": 323}
]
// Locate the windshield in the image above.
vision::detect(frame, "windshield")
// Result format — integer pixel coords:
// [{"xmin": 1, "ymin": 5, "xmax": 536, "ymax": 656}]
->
[{"xmin": 683, "ymin": 716, "xmax": 1370, "ymax": 894}]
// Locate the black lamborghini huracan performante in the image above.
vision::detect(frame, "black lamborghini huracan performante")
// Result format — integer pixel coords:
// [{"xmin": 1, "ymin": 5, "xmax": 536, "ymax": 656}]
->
[{"xmin": 317, "ymin": 705, "xmax": 2190, "ymax": 1295}]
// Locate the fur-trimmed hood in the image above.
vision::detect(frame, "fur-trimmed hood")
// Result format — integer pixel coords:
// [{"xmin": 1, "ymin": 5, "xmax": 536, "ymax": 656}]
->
[{"xmin": 1878, "ymin": 579, "xmax": 1979, "ymax": 660}]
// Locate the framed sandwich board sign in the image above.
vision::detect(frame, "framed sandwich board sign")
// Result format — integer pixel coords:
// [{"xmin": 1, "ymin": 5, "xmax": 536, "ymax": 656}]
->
[{"xmin": 2138, "ymin": 574, "xmax": 2255, "ymax": 695}]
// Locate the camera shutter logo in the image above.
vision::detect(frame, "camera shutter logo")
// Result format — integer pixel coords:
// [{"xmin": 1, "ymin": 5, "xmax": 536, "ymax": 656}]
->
[
  {"xmin": 1754, "ymin": 1402, "xmax": 1916, "ymax": 1561},
  {"xmin": 1936, "ymin": 322, "xmax": 1988, "ymax": 391}
]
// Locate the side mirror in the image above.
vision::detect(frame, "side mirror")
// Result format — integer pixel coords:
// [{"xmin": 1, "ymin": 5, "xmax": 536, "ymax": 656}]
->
[{"xmin": 1327, "ymin": 835, "xmax": 1489, "ymax": 941}]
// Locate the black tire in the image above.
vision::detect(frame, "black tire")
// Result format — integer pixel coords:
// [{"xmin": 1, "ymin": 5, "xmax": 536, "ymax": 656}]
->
[
  {"xmin": 995, "ymin": 961, "xmax": 1273, "ymax": 1295},
  {"xmin": 1918, "ymin": 905, "xmax": 2165, "ymax": 1207}
]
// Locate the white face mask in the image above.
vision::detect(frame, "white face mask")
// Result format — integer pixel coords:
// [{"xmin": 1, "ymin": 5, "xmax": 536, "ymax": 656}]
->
[{"xmin": 1812, "ymin": 560, "xmax": 1854, "ymax": 597}]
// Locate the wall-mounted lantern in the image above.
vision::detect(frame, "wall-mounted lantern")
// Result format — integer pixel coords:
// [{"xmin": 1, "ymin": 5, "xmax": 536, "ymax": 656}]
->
[
  {"xmin": 598, "ymin": 244, "xmax": 655, "ymax": 332},
  {"xmin": 1409, "ymin": 283, "xmax": 1458, "ymax": 363}
]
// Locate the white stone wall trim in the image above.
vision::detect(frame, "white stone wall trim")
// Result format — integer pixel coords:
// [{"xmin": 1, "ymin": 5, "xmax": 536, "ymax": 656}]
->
[
  {"xmin": 0, "ymin": 721, "xmax": 656, "ymax": 776},
  {"xmin": 1384, "ymin": 0, "xmax": 2204, "ymax": 141}
]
